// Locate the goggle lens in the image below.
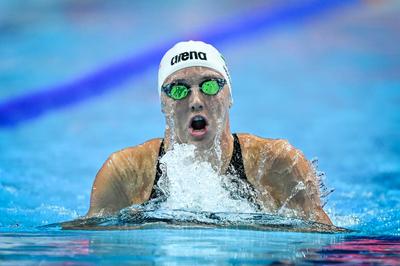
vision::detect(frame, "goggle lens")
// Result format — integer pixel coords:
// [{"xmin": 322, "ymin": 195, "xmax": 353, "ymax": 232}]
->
[
  {"xmin": 170, "ymin": 85, "xmax": 189, "ymax": 100},
  {"xmin": 201, "ymin": 80, "xmax": 220, "ymax": 95}
]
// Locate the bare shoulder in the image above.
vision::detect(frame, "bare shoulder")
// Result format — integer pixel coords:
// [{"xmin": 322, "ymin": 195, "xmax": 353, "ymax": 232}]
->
[
  {"xmin": 103, "ymin": 137, "xmax": 163, "ymax": 199},
  {"xmin": 237, "ymin": 133, "xmax": 313, "ymax": 188},
  {"xmin": 236, "ymin": 133, "xmax": 303, "ymax": 175},
  {"xmin": 110, "ymin": 138, "xmax": 162, "ymax": 162},
  {"xmin": 87, "ymin": 138, "xmax": 162, "ymax": 217},
  {"xmin": 237, "ymin": 133, "xmax": 299, "ymax": 154},
  {"xmin": 236, "ymin": 133, "xmax": 331, "ymax": 224}
]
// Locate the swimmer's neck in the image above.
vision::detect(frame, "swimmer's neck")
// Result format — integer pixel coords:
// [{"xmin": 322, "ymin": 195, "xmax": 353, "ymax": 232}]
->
[{"xmin": 163, "ymin": 120, "xmax": 234, "ymax": 174}]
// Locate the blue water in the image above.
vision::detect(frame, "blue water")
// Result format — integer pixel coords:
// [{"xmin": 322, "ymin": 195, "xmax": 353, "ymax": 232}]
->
[{"xmin": 1, "ymin": 1, "xmax": 399, "ymax": 264}]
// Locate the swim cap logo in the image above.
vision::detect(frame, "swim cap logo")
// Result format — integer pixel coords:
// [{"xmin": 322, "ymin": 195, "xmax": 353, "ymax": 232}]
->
[{"xmin": 171, "ymin": 51, "xmax": 207, "ymax": 65}]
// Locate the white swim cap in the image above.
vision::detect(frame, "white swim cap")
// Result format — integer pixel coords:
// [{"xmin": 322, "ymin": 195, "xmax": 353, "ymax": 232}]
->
[{"xmin": 158, "ymin": 40, "xmax": 232, "ymax": 98}]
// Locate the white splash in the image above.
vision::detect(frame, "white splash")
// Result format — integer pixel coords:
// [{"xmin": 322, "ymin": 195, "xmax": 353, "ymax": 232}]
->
[{"xmin": 157, "ymin": 143, "xmax": 258, "ymax": 213}]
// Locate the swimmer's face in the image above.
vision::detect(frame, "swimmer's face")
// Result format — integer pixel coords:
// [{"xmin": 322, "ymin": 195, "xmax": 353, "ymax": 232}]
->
[{"xmin": 161, "ymin": 66, "xmax": 232, "ymax": 149}]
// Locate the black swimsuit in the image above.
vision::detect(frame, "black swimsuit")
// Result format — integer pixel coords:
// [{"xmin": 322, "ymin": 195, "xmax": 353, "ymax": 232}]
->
[{"xmin": 149, "ymin": 133, "xmax": 261, "ymax": 210}]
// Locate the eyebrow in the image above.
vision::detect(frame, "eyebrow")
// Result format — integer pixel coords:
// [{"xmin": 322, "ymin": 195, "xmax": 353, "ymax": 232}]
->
[
  {"xmin": 169, "ymin": 78, "xmax": 188, "ymax": 84},
  {"xmin": 200, "ymin": 75, "xmax": 221, "ymax": 81}
]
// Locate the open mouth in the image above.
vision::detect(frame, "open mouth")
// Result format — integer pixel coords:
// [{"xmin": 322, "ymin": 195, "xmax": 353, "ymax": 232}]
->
[{"xmin": 189, "ymin": 115, "xmax": 208, "ymax": 137}]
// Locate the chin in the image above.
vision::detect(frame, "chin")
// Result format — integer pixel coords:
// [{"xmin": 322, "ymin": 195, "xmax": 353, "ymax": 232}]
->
[{"xmin": 189, "ymin": 133, "xmax": 216, "ymax": 148}]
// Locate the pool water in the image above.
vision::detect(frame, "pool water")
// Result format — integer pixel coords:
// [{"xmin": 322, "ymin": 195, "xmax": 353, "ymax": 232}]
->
[{"xmin": 1, "ymin": 0, "xmax": 399, "ymax": 264}]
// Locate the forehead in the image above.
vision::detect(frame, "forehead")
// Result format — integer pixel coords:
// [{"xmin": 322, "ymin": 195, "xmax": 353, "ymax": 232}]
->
[{"xmin": 164, "ymin": 66, "xmax": 224, "ymax": 84}]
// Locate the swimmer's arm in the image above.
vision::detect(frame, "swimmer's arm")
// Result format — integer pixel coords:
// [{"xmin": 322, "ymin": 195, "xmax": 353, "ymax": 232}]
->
[
  {"xmin": 269, "ymin": 141, "xmax": 332, "ymax": 225},
  {"xmin": 86, "ymin": 154, "xmax": 131, "ymax": 217}
]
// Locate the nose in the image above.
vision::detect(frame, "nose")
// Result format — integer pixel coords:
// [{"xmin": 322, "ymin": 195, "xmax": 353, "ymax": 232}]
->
[{"xmin": 189, "ymin": 89, "xmax": 204, "ymax": 112}]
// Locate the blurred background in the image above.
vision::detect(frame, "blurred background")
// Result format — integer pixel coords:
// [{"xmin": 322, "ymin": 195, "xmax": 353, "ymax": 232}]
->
[{"xmin": 0, "ymin": 0, "xmax": 399, "ymax": 233}]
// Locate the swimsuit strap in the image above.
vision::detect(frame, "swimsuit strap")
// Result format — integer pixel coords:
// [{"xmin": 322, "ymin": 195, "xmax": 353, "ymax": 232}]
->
[
  {"xmin": 225, "ymin": 134, "xmax": 261, "ymax": 210},
  {"xmin": 148, "ymin": 139, "xmax": 165, "ymax": 200},
  {"xmin": 226, "ymin": 133, "xmax": 247, "ymax": 180}
]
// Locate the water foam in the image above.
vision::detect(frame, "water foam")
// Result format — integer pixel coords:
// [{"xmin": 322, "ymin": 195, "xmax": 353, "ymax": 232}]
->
[{"xmin": 156, "ymin": 143, "xmax": 259, "ymax": 213}]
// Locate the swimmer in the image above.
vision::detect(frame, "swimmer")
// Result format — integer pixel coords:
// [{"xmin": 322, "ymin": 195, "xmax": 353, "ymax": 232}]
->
[{"xmin": 86, "ymin": 41, "xmax": 332, "ymax": 225}]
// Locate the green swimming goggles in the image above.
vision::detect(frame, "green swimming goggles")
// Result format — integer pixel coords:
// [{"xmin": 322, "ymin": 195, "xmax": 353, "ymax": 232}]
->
[{"xmin": 162, "ymin": 78, "xmax": 226, "ymax": 100}]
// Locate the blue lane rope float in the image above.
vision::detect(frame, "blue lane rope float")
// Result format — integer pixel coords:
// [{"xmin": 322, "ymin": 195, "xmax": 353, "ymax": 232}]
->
[{"xmin": 0, "ymin": 0, "xmax": 359, "ymax": 128}]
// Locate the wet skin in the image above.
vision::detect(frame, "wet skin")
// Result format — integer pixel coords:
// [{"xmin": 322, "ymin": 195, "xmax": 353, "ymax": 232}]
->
[{"xmin": 87, "ymin": 67, "xmax": 332, "ymax": 225}]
